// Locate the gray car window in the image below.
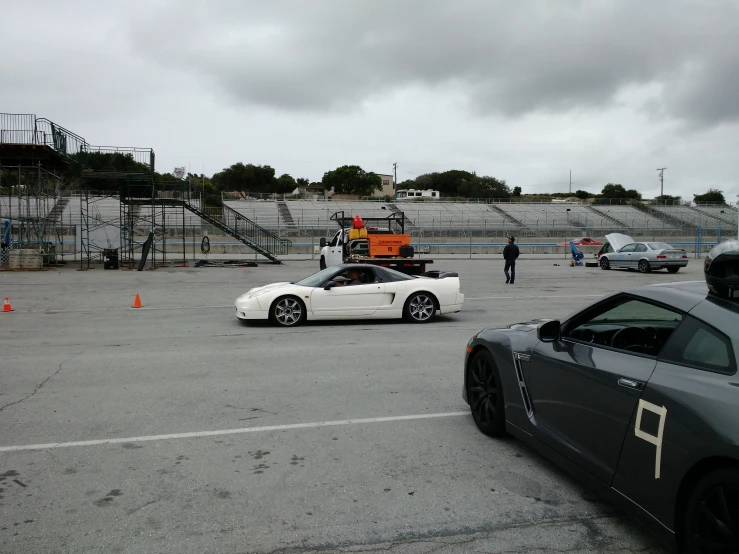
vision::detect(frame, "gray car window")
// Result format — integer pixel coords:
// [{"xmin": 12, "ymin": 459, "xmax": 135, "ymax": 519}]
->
[
  {"xmin": 634, "ymin": 244, "xmax": 648, "ymax": 253},
  {"xmin": 589, "ymin": 299, "xmax": 683, "ymax": 323},
  {"xmin": 619, "ymin": 244, "xmax": 637, "ymax": 253},
  {"xmin": 659, "ymin": 316, "xmax": 736, "ymax": 374},
  {"xmin": 565, "ymin": 296, "xmax": 684, "ymax": 356}
]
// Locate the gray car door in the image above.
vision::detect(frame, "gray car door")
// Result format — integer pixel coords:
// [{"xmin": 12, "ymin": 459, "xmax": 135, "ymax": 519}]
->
[
  {"xmin": 615, "ymin": 243, "xmax": 637, "ymax": 268},
  {"xmin": 527, "ymin": 295, "xmax": 684, "ymax": 485},
  {"xmin": 633, "ymin": 243, "xmax": 648, "ymax": 268}
]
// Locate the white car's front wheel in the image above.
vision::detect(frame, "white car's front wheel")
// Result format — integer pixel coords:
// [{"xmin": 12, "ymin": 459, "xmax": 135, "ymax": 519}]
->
[
  {"xmin": 404, "ymin": 293, "xmax": 436, "ymax": 323},
  {"xmin": 270, "ymin": 296, "xmax": 306, "ymax": 327}
]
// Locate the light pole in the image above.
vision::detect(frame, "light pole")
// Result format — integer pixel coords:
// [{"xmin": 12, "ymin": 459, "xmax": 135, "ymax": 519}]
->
[{"xmin": 736, "ymin": 195, "xmax": 739, "ymax": 240}]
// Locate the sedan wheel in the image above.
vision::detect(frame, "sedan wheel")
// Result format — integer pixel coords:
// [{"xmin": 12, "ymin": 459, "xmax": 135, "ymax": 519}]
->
[
  {"xmin": 466, "ymin": 350, "xmax": 506, "ymax": 437},
  {"xmin": 271, "ymin": 296, "xmax": 305, "ymax": 327},
  {"xmin": 405, "ymin": 293, "xmax": 436, "ymax": 323},
  {"xmin": 600, "ymin": 257, "xmax": 610, "ymax": 270},
  {"xmin": 667, "ymin": 267, "xmax": 680, "ymax": 274},
  {"xmin": 683, "ymin": 469, "xmax": 739, "ymax": 554},
  {"xmin": 639, "ymin": 259, "xmax": 651, "ymax": 273}
]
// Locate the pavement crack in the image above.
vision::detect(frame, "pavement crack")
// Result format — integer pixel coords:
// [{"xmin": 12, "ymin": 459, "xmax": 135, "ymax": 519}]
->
[
  {"xmin": 126, "ymin": 493, "xmax": 174, "ymax": 516},
  {"xmin": 0, "ymin": 355, "xmax": 76, "ymax": 412}
]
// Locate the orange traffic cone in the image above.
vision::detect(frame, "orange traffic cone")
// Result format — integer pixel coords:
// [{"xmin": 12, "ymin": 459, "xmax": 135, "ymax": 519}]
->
[
  {"xmin": 132, "ymin": 294, "xmax": 143, "ymax": 308},
  {"xmin": 2, "ymin": 297, "xmax": 14, "ymax": 312}
]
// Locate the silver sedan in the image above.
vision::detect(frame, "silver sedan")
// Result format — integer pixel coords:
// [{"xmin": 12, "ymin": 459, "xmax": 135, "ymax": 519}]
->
[{"xmin": 599, "ymin": 237, "xmax": 689, "ymax": 273}]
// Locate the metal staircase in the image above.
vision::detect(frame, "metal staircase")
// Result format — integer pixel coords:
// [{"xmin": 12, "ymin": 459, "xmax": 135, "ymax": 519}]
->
[
  {"xmin": 587, "ymin": 205, "xmax": 627, "ymax": 227},
  {"xmin": 122, "ymin": 181, "xmax": 291, "ymax": 263},
  {"xmin": 182, "ymin": 193, "xmax": 290, "ymax": 263},
  {"xmin": 44, "ymin": 197, "xmax": 69, "ymax": 226},
  {"xmin": 387, "ymin": 203, "xmax": 418, "ymax": 232},
  {"xmin": 276, "ymin": 201, "xmax": 298, "ymax": 235}
]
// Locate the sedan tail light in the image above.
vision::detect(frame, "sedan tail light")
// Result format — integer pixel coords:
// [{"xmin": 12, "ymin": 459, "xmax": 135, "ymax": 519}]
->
[
  {"xmin": 682, "ymin": 255, "xmax": 688, "ymax": 259},
  {"xmin": 657, "ymin": 255, "xmax": 666, "ymax": 259}
]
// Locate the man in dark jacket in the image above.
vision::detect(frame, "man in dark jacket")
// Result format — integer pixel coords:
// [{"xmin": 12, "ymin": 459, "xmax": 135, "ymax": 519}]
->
[{"xmin": 503, "ymin": 236, "xmax": 520, "ymax": 284}]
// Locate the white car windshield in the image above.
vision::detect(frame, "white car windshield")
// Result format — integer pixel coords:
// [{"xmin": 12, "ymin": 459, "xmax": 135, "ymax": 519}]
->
[
  {"xmin": 294, "ymin": 267, "xmax": 339, "ymax": 287},
  {"xmin": 648, "ymin": 242, "xmax": 673, "ymax": 251}
]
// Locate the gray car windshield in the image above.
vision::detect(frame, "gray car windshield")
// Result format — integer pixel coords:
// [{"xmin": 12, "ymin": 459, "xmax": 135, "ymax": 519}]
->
[
  {"xmin": 648, "ymin": 242, "xmax": 673, "ymax": 250},
  {"xmin": 294, "ymin": 267, "xmax": 338, "ymax": 287}
]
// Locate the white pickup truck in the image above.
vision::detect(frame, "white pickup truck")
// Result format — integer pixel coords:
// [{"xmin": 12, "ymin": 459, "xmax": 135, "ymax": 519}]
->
[{"xmin": 319, "ymin": 212, "xmax": 433, "ymax": 276}]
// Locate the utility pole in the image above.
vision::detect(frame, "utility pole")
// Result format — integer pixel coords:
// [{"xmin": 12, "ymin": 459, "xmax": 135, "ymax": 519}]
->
[
  {"xmin": 393, "ymin": 162, "xmax": 398, "ymax": 196},
  {"xmin": 657, "ymin": 167, "xmax": 667, "ymax": 198},
  {"xmin": 569, "ymin": 170, "xmax": 572, "ymax": 194}
]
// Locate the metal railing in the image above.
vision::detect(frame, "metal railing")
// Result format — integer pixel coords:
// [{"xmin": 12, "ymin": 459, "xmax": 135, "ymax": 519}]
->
[{"xmin": 0, "ymin": 113, "xmax": 155, "ymax": 173}]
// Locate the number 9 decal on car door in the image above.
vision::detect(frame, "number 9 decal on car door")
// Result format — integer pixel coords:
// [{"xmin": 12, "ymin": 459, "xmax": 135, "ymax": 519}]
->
[{"xmin": 634, "ymin": 399, "xmax": 668, "ymax": 479}]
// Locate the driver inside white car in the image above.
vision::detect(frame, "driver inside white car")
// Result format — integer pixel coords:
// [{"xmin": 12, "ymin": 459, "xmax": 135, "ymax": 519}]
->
[{"xmin": 337, "ymin": 269, "xmax": 363, "ymax": 286}]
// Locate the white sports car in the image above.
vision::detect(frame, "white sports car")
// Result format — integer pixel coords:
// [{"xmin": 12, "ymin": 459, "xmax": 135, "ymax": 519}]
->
[{"xmin": 235, "ymin": 263, "xmax": 464, "ymax": 326}]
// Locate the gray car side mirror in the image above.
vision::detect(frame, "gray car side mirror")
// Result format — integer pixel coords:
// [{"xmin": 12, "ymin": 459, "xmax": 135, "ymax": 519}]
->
[{"xmin": 537, "ymin": 320, "xmax": 561, "ymax": 342}]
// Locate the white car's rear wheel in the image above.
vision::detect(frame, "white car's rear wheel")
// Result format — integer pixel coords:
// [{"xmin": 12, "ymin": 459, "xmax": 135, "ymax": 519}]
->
[
  {"xmin": 404, "ymin": 293, "xmax": 436, "ymax": 323},
  {"xmin": 271, "ymin": 296, "xmax": 306, "ymax": 327}
]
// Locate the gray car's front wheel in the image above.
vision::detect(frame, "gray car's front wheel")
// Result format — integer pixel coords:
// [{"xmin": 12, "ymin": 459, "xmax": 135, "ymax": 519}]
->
[
  {"xmin": 270, "ymin": 296, "xmax": 306, "ymax": 327},
  {"xmin": 683, "ymin": 468, "xmax": 739, "ymax": 553},
  {"xmin": 404, "ymin": 292, "xmax": 436, "ymax": 323},
  {"xmin": 467, "ymin": 350, "xmax": 507, "ymax": 437},
  {"xmin": 600, "ymin": 257, "xmax": 610, "ymax": 270}
]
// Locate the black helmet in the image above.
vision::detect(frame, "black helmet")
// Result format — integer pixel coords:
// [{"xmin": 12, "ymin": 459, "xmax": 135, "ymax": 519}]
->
[{"xmin": 704, "ymin": 240, "xmax": 739, "ymax": 299}]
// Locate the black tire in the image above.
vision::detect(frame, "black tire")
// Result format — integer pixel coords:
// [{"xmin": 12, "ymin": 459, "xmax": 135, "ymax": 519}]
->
[
  {"xmin": 600, "ymin": 257, "xmax": 610, "ymax": 270},
  {"xmin": 270, "ymin": 296, "xmax": 306, "ymax": 327},
  {"xmin": 403, "ymin": 292, "xmax": 436, "ymax": 323},
  {"xmin": 667, "ymin": 267, "xmax": 680, "ymax": 274},
  {"xmin": 466, "ymin": 350, "xmax": 507, "ymax": 437},
  {"xmin": 639, "ymin": 259, "xmax": 651, "ymax": 273},
  {"xmin": 319, "ymin": 256, "xmax": 326, "ymax": 270},
  {"xmin": 682, "ymin": 468, "xmax": 739, "ymax": 553}
]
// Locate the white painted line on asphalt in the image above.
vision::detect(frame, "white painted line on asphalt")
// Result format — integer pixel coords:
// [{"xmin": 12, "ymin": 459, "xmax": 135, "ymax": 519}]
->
[
  {"xmin": 9, "ymin": 306, "xmax": 235, "ymax": 314},
  {"xmin": 467, "ymin": 294, "xmax": 602, "ymax": 300},
  {"xmin": 0, "ymin": 411, "xmax": 470, "ymax": 453}
]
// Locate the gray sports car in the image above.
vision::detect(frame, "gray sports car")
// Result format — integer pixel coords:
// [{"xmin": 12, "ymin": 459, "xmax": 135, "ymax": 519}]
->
[
  {"xmin": 599, "ymin": 233, "xmax": 689, "ymax": 273},
  {"xmin": 463, "ymin": 241, "xmax": 739, "ymax": 553}
]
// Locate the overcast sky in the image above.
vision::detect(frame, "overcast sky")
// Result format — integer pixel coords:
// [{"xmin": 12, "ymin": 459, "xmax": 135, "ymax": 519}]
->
[{"xmin": 2, "ymin": 0, "xmax": 738, "ymax": 199}]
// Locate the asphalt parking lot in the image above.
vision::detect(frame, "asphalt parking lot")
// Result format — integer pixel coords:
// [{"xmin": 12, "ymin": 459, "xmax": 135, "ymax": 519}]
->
[{"xmin": 0, "ymin": 256, "xmax": 703, "ymax": 553}]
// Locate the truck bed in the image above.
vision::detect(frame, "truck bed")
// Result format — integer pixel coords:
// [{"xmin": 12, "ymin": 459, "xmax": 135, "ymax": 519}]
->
[{"xmin": 344, "ymin": 256, "xmax": 433, "ymax": 275}]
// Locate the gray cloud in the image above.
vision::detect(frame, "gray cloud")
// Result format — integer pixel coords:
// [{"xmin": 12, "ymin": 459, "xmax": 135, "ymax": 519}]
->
[{"xmin": 131, "ymin": 0, "xmax": 739, "ymax": 126}]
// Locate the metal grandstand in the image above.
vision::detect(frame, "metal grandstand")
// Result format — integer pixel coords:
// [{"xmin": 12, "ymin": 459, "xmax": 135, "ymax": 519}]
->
[
  {"xmin": 222, "ymin": 197, "xmax": 737, "ymax": 242},
  {"xmin": 1, "ymin": 113, "xmax": 291, "ymax": 268}
]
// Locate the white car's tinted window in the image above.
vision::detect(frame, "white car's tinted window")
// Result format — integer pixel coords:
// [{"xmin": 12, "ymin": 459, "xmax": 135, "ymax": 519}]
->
[{"xmin": 380, "ymin": 267, "xmax": 417, "ymax": 282}]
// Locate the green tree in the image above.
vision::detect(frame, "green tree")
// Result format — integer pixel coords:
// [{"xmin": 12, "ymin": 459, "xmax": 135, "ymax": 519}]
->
[
  {"xmin": 211, "ymin": 163, "xmax": 277, "ymax": 195},
  {"xmin": 575, "ymin": 190, "xmax": 591, "ymax": 199},
  {"xmin": 276, "ymin": 173, "xmax": 297, "ymax": 194},
  {"xmin": 296, "ymin": 177, "xmax": 310, "ymax": 188},
  {"xmin": 322, "ymin": 165, "xmax": 381, "ymax": 196},
  {"xmin": 601, "ymin": 183, "xmax": 641, "ymax": 200},
  {"xmin": 458, "ymin": 175, "xmax": 510, "ymax": 198},
  {"xmin": 694, "ymin": 189, "xmax": 725, "ymax": 203},
  {"xmin": 512, "ymin": 186, "xmax": 522, "ymax": 197}
]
